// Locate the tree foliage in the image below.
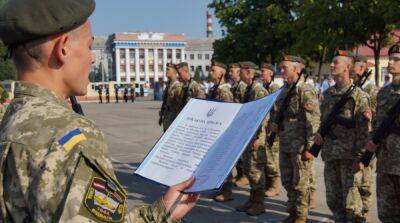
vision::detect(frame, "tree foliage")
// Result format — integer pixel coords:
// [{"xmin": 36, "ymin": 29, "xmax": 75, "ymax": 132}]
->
[{"xmin": 0, "ymin": 0, "xmax": 16, "ymax": 81}]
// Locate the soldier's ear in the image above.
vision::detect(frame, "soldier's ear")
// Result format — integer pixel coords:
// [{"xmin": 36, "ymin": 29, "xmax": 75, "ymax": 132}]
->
[{"xmin": 53, "ymin": 34, "xmax": 69, "ymax": 66}]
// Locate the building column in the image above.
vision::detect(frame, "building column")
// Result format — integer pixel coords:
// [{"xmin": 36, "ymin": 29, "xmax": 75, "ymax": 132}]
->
[
  {"xmin": 163, "ymin": 48, "xmax": 167, "ymax": 82},
  {"xmin": 135, "ymin": 48, "xmax": 140, "ymax": 83},
  {"xmin": 181, "ymin": 48, "xmax": 186, "ymax": 62},
  {"xmin": 172, "ymin": 48, "xmax": 176, "ymax": 64},
  {"xmin": 144, "ymin": 48, "xmax": 149, "ymax": 82},
  {"xmin": 125, "ymin": 48, "xmax": 130, "ymax": 83},
  {"xmin": 154, "ymin": 48, "xmax": 159, "ymax": 82},
  {"xmin": 115, "ymin": 48, "xmax": 121, "ymax": 83}
]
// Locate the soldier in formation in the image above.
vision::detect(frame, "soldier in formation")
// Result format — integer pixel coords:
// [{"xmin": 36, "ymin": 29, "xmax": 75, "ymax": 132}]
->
[
  {"xmin": 159, "ymin": 63, "xmax": 183, "ymax": 132},
  {"xmin": 176, "ymin": 62, "xmax": 206, "ymax": 110},
  {"xmin": 0, "ymin": 0, "xmax": 199, "ymax": 222},
  {"xmin": 269, "ymin": 56, "xmax": 320, "ymax": 223},
  {"xmin": 130, "ymin": 85, "xmax": 136, "ymax": 103},
  {"xmin": 105, "ymin": 86, "xmax": 110, "ymax": 103},
  {"xmin": 97, "ymin": 85, "xmax": 103, "ymax": 103}
]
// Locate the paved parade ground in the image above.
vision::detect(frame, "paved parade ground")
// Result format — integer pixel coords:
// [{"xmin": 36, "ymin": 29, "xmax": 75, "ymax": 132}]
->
[{"xmin": 83, "ymin": 101, "xmax": 379, "ymax": 223}]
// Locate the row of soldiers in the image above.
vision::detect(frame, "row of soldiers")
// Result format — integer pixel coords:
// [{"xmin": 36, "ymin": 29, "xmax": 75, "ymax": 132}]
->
[
  {"xmin": 97, "ymin": 85, "xmax": 136, "ymax": 103},
  {"xmin": 159, "ymin": 42, "xmax": 400, "ymax": 223}
]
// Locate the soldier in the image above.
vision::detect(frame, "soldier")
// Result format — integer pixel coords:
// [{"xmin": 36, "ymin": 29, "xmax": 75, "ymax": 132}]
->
[
  {"xmin": 235, "ymin": 61, "xmax": 268, "ymax": 216},
  {"xmin": 207, "ymin": 60, "xmax": 235, "ymax": 202},
  {"xmin": 356, "ymin": 43, "xmax": 400, "ymax": 223},
  {"xmin": 130, "ymin": 85, "xmax": 136, "ymax": 103},
  {"xmin": 105, "ymin": 86, "xmax": 110, "ymax": 103},
  {"xmin": 0, "ymin": 0, "xmax": 199, "ymax": 222},
  {"xmin": 114, "ymin": 85, "xmax": 119, "ymax": 103},
  {"xmin": 351, "ymin": 55, "xmax": 378, "ymax": 219},
  {"xmin": 229, "ymin": 63, "xmax": 249, "ymax": 186},
  {"xmin": 97, "ymin": 85, "xmax": 103, "ymax": 104},
  {"xmin": 176, "ymin": 62, "xmax": 206, "ymax": 109},
  {"xmin": 260, "ymin": 63, "xmax": 281, "ymax": 198},
  {"xmin": 304, "ymin": 51, "xmax": 371, "ymax": 222},
  {"xmin": 159, "ymin": 63, "xmax": 183, "ymax": 132},
  {"xmin": 269, "ymin": 56, "xmax": 320, "ymax": 223},
  {"xmin": 123, "ymin": 87, "xmax": 129, "ymax": 103}
]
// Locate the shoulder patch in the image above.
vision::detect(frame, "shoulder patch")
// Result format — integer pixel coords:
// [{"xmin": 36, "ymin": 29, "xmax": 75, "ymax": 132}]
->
[{"xmin": 58, "ymin": 128, "xmax": 87, "ymax": 152}]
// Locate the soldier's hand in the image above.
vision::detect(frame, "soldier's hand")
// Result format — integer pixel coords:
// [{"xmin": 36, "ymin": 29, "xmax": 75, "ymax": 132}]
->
[
  {"xmin": 364, "ymin": 140, "xmax": 378, "ymax": 152},
  {"xmin": 363, "ymin": 109, "xmax": 372, "ymax": 122},
  {"xmin": 314, "ymin": 133, "xmax": 324, "ymax": 146},
  {"xmin": 251, "ymin": 139, "xmax": 260, "ymax": 150},
  {"xmin": 163, "ymin": 177, "xmax": 200, "ymax": 220},
  {"xmin": 353, "ymin": 162, "xmax": 364, "ymax": 172},
  {"xmin": 301, "ymin": 150, "xmax": 314, "ymax": 161},
  {"xmin": 270, "ymin": 123, "xmax": 279, "ymax": 133}
]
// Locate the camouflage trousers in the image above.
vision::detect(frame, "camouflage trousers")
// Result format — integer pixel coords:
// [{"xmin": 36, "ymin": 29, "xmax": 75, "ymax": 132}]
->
[
  {"xmin": 243, "ymin": 145, "xmax": 266, "ymax": 193},
  {"xmin": 324, "ymin": 159, "xmax": 364, "ymax": 223},
  {"xmin": 265, "ymin": 142, "xmax": 280, "ymax": 178},
  {"xmin": 359, "ymin": 160, "xmax": 375, "ymax": 216},
  {"xmin": 377, "ymin": 172, "xmax": 400, "ymax": 223},
  {"xmin": 280, "ymin": 151, "xmax": 313, "ymax": 218},
  {"xmin": 162, "ymin": 112, "xmax": 178, "ymax": 132}
]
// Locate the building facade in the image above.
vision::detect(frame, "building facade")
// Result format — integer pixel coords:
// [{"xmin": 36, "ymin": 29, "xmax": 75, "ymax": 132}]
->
[
  {"xmin": 113, "ymin": 32, "xmax": 186, "ymax": 84},
  {"xmin": 91, "ymin": 36, "xmax": 114, "ymax": 82},
  {"xmin": 185, "ymin": 39, "xmax": 214, "ymax": 78}
]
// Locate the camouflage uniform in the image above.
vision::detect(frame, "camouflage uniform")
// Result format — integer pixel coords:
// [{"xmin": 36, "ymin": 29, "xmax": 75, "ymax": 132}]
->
[
  {"xmin": 320, "ymin": 83, "xmax": 371, "ymax": 222},
  {"xmin": 236, "ymin": 81, "xmax": 268, "ymax": 214},
  {"xmin": 375, "ymin": 83, "xmax": 400, "ymax": 223},
  {"xmin": 161, "ymin": 80, "xmax": 183, "ymax": 132},
  {"xmin": 231, "ymin": 80, "xmax": 247, "ymax": 103},
  {"xmin": 359, "ymin": 80, "xmax": 378, "ymax": 217},
  {"xmin": 269, "ymin": 81, "xmax": 320, "ymax": 219},
  {"xmin": 0, "ymin": 82, "xmax": 178, "ymax": 223},
  {"xmin": 0, "ymin": 85, "xmax": 7, "ymax": 121},
  {"xmin": 0, "ymin": 103, "xmax": 5, "ymax": 121},
  {"xmin": 180, "ymin": 79, "xmax": 206, "ymax": 109}
]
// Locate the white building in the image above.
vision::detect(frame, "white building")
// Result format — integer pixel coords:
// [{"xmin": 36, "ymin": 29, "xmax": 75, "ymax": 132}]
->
[
  {"xmin": 185, "ymin": 39, "xmax": 214, "ymax": 77},
  {"xmin": 113, "ymin": 32, "xmax": 186, "ymax": 84},
  {"xmin": 91, "ymin": 36, "xmax": 113, "ymax": 82}
]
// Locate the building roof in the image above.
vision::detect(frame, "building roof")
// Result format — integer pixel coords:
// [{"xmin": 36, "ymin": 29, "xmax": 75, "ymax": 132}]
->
[
  {"xmin": 113, "ymin": 32, "xmax": 185, "ymax": 42},
  {"xmin": 356, "ymin": 29, "xmax": 400, "ymax": 57},
  {"xmin": 186, "ymin": 39, "xmax": 214, "ymax": 51}
]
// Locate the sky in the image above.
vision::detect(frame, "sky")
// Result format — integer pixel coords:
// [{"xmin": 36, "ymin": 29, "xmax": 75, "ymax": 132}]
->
[{"xmin": 90, "ymin": 0, "xmax": 222, "ymax": 39}]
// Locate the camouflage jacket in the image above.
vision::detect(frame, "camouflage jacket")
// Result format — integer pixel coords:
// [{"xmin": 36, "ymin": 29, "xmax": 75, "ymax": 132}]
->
[
  {"xmin": 263, "ymin": 82, "xmax": 280, "ymax": 95},
  {"xmin": 180, "ymin": 79, "xmax": 206, "ymax": 108},
  {"xmin": 362, "ymin": 81, "xmax": 378, "ymax": 127},
  {"xmin": 0, "ymin": 103, "xmax": 5, "ymax": 122},
  {"xmin": 269, "ymin": 82, "xmax": 320, "ymax": 154},
  {"xmin": 208, "ymin": 83, "xmax": 234, "ymax": 102},
  {"xmin": 231, "ymin": 80, "xmax": 247, "ymax": 103},
  {"xmin": 320, "ymin": 83, "xmax": 371, "ymax": 161},
  {"xmin": 375, "ymin": 83, "xmax": 400, "ymax": 176},
  {"xmin": 0, "ymin": 82, "xmax": 177, "ymax": 223},
  {"xmin": 161, "ymin": 80, "xmax": 183, "ymax": 129}
]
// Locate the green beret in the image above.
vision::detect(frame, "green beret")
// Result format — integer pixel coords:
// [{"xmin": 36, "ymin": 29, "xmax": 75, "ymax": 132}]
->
[
  {"xmin": 176, "ymin": 62, "xmax": 189, "ymax": 69},
  {"xmin": 281, "ymin": 55, "xmax": 306, "ymax": 64},
  {"xmin": 211, "ymin": 60, "xmax": 227, "ymax": 70},
  {"xmin": 229, "ymin": 63, "xmax": 240, "ymax": 69},
  {"xmin": 389, "ymin": 43, "xmax": 400, "ymax": 55},
  {"xmin": 335, "ymin": 50, "xmax": 355, "ymax": 59},
  {"xmin": 354, "ymin": 55, "xmax": 368, "ymax": 63},
  {"xmin": 261, "ymin": 63, "xmax": 275, "ymax": 72},
  {"xmin": 0, "ymin": 0, "xmax": 95, "ymax": 45},
  {"xmin": 239, "ymin": 61, "xmax": 259, "ymax": 70}
]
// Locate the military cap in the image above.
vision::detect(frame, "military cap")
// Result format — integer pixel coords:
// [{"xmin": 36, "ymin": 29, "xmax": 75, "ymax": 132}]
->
[
  {"xmin": 239, "ymin": 61, "xmax": 259, "ymax": 70},
  {"xmin": 281, "ymin": 55, "xmax": 306, "ymax": 64},
  {"xmin": 389, "ymin": 43, "xmax": 400, "ymax": 55},
  {"xmin": 211, "ymin": 60, "xmax": 227, "ymax": 70},
  {"xmin": 176, "ymin": 62, "xmax": 189, "ymax": 69},
  {"xmin": 335, "ymin": 50, "xmax": 355, "ymax": 59},
  {"xmin": 229, "ymin": 63, "xmax": 240, "ymax": 69},
  {"xmin": 261, "ymin": 63, "xmax": 275, "ymax": 72},
  {"xmin": 0, "ymin": 0, "xmax": 95, "ymax": 46},
  {"xmin": 354, "ymin": 55, "xmax": 368, "ymax": 63}
]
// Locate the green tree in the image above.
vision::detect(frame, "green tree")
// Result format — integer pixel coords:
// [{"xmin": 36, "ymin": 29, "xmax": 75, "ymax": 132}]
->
[
  {"xmin": 193, "ymin": 67, "xmax": 202, "ymax": 81},
  {"xmin": 0, "ymin": 0, "xmax": 16, "ymax": 81}
]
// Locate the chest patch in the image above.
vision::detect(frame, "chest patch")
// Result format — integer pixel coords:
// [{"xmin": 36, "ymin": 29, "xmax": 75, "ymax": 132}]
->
[{"xmin": 84, "ymin": 177, "xmax": 126, "ymax": 222}]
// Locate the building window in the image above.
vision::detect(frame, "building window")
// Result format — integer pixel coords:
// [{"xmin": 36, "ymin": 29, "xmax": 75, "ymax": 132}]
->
[
  {"xmin": 159, "ymin": 65, "xmax": 164, "ymax": 72},
  {"xmin": 176, "ymin": 49, "xmax": 181, "ymax": 60},
  {"xmin": 120, "ymin": 64, "xmax": 125, "ymax": 73},
  {"xmin": 205, "ymin": 54, "xmax": 210, "ymax": 60},
  {"xmin": 198, "ymin": 54, "xmax": 202, "ymax": 60},
  {"xmin": 190, "ymin": 66, "xmax": 195, "ymax": 72},
  {"xmin": 139, "ymin": 49, "xmax": 144, "ymax": 59},
  {"xmin": 120, "ymin": 49, "xmax": 126, "ymax": 59},
  {"xmin": 149, "ymin": 64, "xmax": 154, "ymax": 72},
  {"xmin": 140, "ymin": 64, "xmax": 145, "ymax": 72},
  {"xmin": 190, "ymin": 54, "xmax": 194, "ymax": 60},
  {"xmin": 158, "ymin": 49, "xmax": 163, "ymax": 59},
  {"xmin": 130, "ymin": 64, "xmax": 135, "ymax": 74},
  {"xmin": 185, "ymin": 54, "xmax": 187, "ymax": 60},
  {"xmin": 167, "ymin": 49, "xmax": 172, "ymax": 59},
  {"xmin": 148, "ymin": 49, "xmax": 154, "ymax": 60},
  {"xmin": 206, "ymin": 66, "xmax": 210, "ymax": 71},
  {"xmin": 129, "ymin": 49, "xmax": 135, "ymax": 59}
]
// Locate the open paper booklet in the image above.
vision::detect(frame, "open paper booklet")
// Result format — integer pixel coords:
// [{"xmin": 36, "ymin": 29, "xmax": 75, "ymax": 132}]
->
[{"xmin": 135, "ymin": 89, "xmax": 282, "ymax": 193}]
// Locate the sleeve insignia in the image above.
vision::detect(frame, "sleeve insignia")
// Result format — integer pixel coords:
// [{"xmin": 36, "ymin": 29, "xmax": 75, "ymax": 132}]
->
[{"xmin": 58, "ymin": 128, "xmax": 87, "ymax": 152}]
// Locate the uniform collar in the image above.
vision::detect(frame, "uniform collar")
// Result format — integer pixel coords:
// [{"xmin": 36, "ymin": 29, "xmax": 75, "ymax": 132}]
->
[{"xmin": 14, "ymin": 81, "xmax": 70, "ymax": 109}]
